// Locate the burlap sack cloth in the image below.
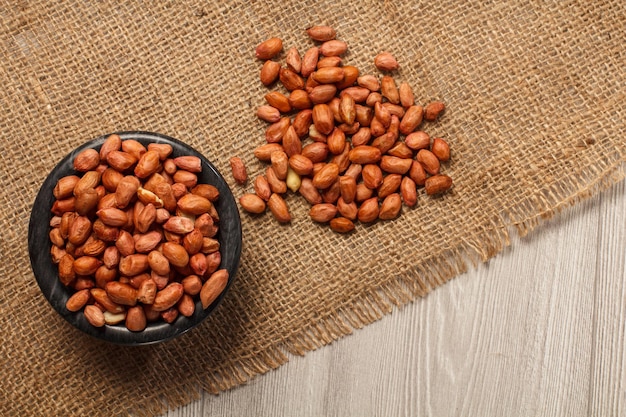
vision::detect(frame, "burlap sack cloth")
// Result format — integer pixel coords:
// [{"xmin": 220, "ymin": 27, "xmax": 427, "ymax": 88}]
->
[{"xmin": 0, "ymin": 0, "xmax": 624, "ymax": 415}]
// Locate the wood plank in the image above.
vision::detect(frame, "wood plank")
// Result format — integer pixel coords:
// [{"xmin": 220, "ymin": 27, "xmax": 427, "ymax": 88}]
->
[{"xmin": 165, "ymin": 179, "xmax": 625, "ymax": 416}]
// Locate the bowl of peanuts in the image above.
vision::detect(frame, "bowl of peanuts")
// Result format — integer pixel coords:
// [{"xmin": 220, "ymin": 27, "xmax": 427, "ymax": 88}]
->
[{"xmin": 28, "ymin": 131, "xmax": 242, "ymax": 345}]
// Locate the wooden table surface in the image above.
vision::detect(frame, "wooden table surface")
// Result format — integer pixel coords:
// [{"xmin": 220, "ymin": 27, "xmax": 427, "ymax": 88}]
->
[{"xmin": 165, "ymin": 178, "xmax": 625, "ymax": 417}]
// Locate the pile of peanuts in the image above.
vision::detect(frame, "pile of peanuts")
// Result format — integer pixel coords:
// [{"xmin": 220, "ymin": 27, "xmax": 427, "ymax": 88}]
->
[
  {"xmin": 234, "ymin": 26, "xmax": 453, "ymax": 233},
  {"xmin": 48, "ymin": 134, "xmax": 228, "ymax": 331}
]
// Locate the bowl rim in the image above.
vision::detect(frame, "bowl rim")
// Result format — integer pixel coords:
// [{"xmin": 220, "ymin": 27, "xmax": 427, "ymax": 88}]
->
[{"xmin": 28, "ymin": 131, "xmax": 242, "ymax": 346}]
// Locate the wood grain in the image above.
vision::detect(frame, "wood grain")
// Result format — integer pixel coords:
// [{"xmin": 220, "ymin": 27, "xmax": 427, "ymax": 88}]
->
[{"xmin": 165, "ymin": 179, "xmax": 625, "ymax": 417}]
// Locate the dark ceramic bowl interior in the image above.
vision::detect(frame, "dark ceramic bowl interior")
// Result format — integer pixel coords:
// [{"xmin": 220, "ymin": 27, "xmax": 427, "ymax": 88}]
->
[{"xmin": 28, "ymin": 131, "xmax": 242, "ymax": 345}]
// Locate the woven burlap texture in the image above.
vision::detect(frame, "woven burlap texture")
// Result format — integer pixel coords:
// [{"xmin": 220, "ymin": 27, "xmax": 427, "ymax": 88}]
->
[{"xmin": 0, "ymin": 1, "xmax": 624, "ymax": 416}]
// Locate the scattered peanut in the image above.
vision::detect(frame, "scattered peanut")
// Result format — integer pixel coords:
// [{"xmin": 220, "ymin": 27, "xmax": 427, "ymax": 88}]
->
[{"xmin": 240, "ymin": 27, "xmax": 453, "ymax": 233}]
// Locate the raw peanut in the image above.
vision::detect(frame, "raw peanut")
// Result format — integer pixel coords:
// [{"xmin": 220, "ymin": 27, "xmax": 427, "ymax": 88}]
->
[
  {"xmin": 279, "ymin": 68, "xmax": 305, "ymax": 91},
  {"xmin": 370, "ymin": 117, "xmax": 386, "ymax": 137},
  {"xmin": 330, "ymin": 141, "xmax": 351, "ymax": 173},
  {"xmin": 321, "ymin": 179, "xmax": 341, "ymax": 204},
  {"xmin": 319, "ymin": 40, "xmax": 347, "ymax": 56},
  {"xmin": 177, "ymin": 194, "xmax": 212, "ymax": 215},
  {"xmin": 341, "ymin": 86, "xmax": 371, "ymax": 103},
  {"xmin": 105, "ymin": 281, "xmax": 138, "ymax": 306},
  {"xmin": 65, "ymin": 289, "xmax": 90, "ymax": 312},
  {"xmin": 306, "ymin": 25, "xmax": 336, "ymax": 42},
  {"xmin": 239, "ymin": 194, "xmax": 266, "ymax": 214},
  {"xmin": 121, "ymin": 140, "xmax": 147, "ymax": 160},
  {"xmin": 153, "ymin": 282, "xmax": 184, "ymax": 311},
  {"xmin": 155, "ymin": 207, "xmax": 171, "ymax": 224},
  {"xmin": 97, "ymin": 207, "xmax": 128, "ymax": 227},
  {"xmin": 379, "ymin": 193, "xmax": 402, "ymax": 220},
  {"xmin": 68, "ymin": 215, "xmax": 92, "ymax": 246},
  {"xmin": 317, "ymin": 56, "xmax": 342, "ymax": 68},
  {"xmin": 312, "ymin": 103, "xmax": 335, "ymax": 135},
  {"xmin": 424, "ymin": 101, "xmax": 446, "ymax": 121},
  {"xmin": 312, "ymin": 67, "xmax": 344, "ymax": 84},
  {"xmin": 73, "ymin": 170, "xmax": 101, "ymax": 196},
  {"xmin": 374, "ymin": 52, "xmax": 399, "ymax": 71},
  {"xmin": 254, "ymin": 143, "xmax": 284, "ymax": 162},
  {"xmin": 302, "ymin": 142, "xmax": 329, "ymax": 163},
  {"xmin": 90, "ymin": 288, "xmax": 125, "ymax": 313},
  {"xmin": 298, "ymin": 178, "xmax": 323, "ymax": 205},
  {"xmin": 366, "ymin": 92, "xmax": 383, "ymax": 106},
  {"xmin": 336, "ymin": 65, "xmax": 360, "ymax": 90},
  {"xmin": 416, "ymin": 149, "xmax": 441, "ymax": 175},
  {"xmin": 337, "ymin": 197, "xmax": 358, "ymax": 220},
  {"xmin": 189, "ymin": 253, "xmax": 208, "ymax": 276},
  {"xmin": 362, "ymin": 164, "xmax": 383, "ymax": 189},
  {"xmin": 380, "ymin": 155, "xmax": 412, "ymax": 174},
  {"xmin": 148, "ymin": 250, "xmax": 170, "ymax": 276},
  {"xmin": 266, "ymin": 166, "xmax": 287, "ymax": 194},
  {"xmin": 93, "ymin": 219, "xmax": 119, "ymax": 242},
  {"xmin": 106, "ymin": 151, "xmax": 137, "ymax": 172},
  {"xmin": 286, "ymin": 167, "xmax": 301, "ymax": 192},
  {"xmin": 355, "ymin": 183, "xmax": 374, "ymax": 202},
  {"xmin": 351, "ymin": 127, "xmax": 372, "ymax": 147},
  {"xmin": 95, "ymin": 265, "xmax": 117, "ymax": 288},
  {"xmin": 383, "ymin": 103, "xmax": 405, "ymax": 119},
  {"xmin": 160, "ymin": 308, "xmax": 179, "ymax": 323},
  {"xmin": 58, "ymin": 254, "xmax": 76, "ymax": 286},
  {"xmin": 292, "ymin": 110, "xmax": 313, "ymax": 138},
  {"xmin": 229, "ymin": 156, "xmax": 247, "ymax": 184},
  {"xmin": 355, "ymin": 104, "xmax": 373, "ymax": 126},
  {"xmin": 309, "ymin": 84, "xmax": 338, "ymax": 104},
  {"xmin": 399, "ymin": 105, "xmax": 424, "ymax": 135},
  {"xmin": 118, "ymin": 254, "xmax": 149, "ymax": 276},
  {"xmin": 288, "ymin": 90, "xmax": 312, "ymax": 110},
  {"xmin": 374, "ymin": 102, "xmax": 391, "ymax": 128},
  {"xmin": 183, "ymin": 228, "xmax": 204, "ymax": 255},
  {"xmin": 161, "ymin": 242, "xmax": 189, "ymax": 268},
  {"xmin": 330, "ymin": 217, "xmax": 355, "ymax": 233},
  {"xmin": 253, "ymin": 175, "xmax": 272, "ymax": 201},
  {"xmin": 425, "ymin": 174, "xmax": 453, "ymax": 195},
  {"xmin": 431, "ymin": 138, "xmax": 450, "ymax": 162},
  {"xmin": 134, "ymin": 150, "xmax": 161, "ymax": 178},
  {"xmin": 339, "ymin": 94, "xmax": 356, "ymax": 125},
  {"xmin": 400, "ymin": 176, "xmax": 418, "ymax": 207},
  {"xmin": 358, "ymin": 75, "xmax": 381, "ymax": 91},
  {"xmin": 267, "ymin": 193, "xmax": 291, "ymax": 223},
  {"xmin": 282, "ymin": 126, "xmax": 303, "ymax": 157},
  {"xmin": 136, "ymin": 187, "xmax": 163, "ymax": 208},
  {"xmin": 357, "ymin": 197, "xmax": 380, "ymax": 223},
  {"xmin": 405, "ymin": 131, "xmax": 430, "ymax": 150},
  {"xmin": 312, "ymin": 162, "xmax": 339, "ymax": 189},
  {"xmin": 101, "ymin": 168, "xmax": 123, "ymax": 192},
  {"xmin": 137, "ymin": 279, "xmax": 157, "ymax": 304},
  {"xmin": 339, "ymin": 175, "xmax": 357, "ymax": 203},
  {"xmin": 387, "ymin": 142, "xmax": 414, "ymax": 159},
  {"xmin": 300, "ymin": 47, "xmax": 319, "ymax": 78},
  {"xmin": 135, "ymin": 203, "xmax": 157, "ymax": 233},
  {"xmin": 115, "ymin": 175, "xmax": 140, "ymax": 208},
  {"xmin": 377, "ymin": 173, "xmax": 402, "ymax": 198},
  {"xmin": 103, "ymin": 311, "xmax": 126, "ymax": 325},
  {"xmin": 327, "ymin": 128, "xmax": 346, "ymax": 155},
  {"xmin": 255, "ymin": 37, "xmax": 283, "ymax": 60},
  {"xmin": 49, "ymin": 227, "xmax": 65, "ymax": 248},
  {"xmin": 84, "ymin": 305, "xmax": 105, "ymax": 327},
  {"xmin": 177, "ymin": 294, "xmax": 195, "ymax": 317},
  {"xmin": 257, "ymin": 105, "xmax": 281, "ymax": 123},
  {"xmin": 260, "ymin": 60, "xmax": 281, "ymax": 86},
  {"xmin": 100, "ymin": 134, "xmax": 122, "ymax": 161},
  {"xmin": 82, "ymin": 236, "xmax": 106, "ymax": 257},
  {"xmin": 348, "ymin": 146, "xmax": 382, "ymax": 164},
  {"xmin": 200, "ymin": 269, "xmax": 229, "ymax": 309},
  {"xmin": 191, "ymin": 184, "xmax": 220, "ymax": 202},
  {"xmin": 102, "ymin": 246, "xmax": 120, "ymax": 268},
  {"xmin": 134, "ymin": 231, "xmax": 162, "ymax": 253},
  {"xmin": 73, "ymin": 148, "xmax": 100, "ymax": 172},
  {"xmin": 399, "ymin": 82, "xmax": 414, "ymax": 108},
  {"xmin": 285, "ymin": 47, "xmax": 302, "ymax": 73},
  {"xmin": 205, "ymin": 251, "xmax": 222, "ymax": 275},
  {"xmin": 173, "ymin": 170, "xmax": 198, "ymax": 188},
  {"xmin": 310, "ymin": 203, "xmax": 337, "ymax": 223},
  {"xmin": 53, "ymin": 175, "xmax": 80, "ymax": 200},
  {"xmin": 125, "ymin": 306, "xmax": 147, "ymax": 331},
  {"xmin": 380, "ymin": 76, "xmax": 399, "ymax": 104},
  {"xmin": 147, "ymin": 143, "xmax": 173, "ymax": 160},
  {"xmin": 338, "ymin": 121, "xmax": 360, "ymax": 135},
  {"xmin": 409, "ymin": 161, "xmax": 427, "ymax": 186},
  {"xmin": 163, "ymin": 159, "xmax": 177, "ymax": 175},
  {"xmin": 182, "ymin": 274, "xmax": 203, "ymax": 295},
  {"xmin": 195, "ymin": 213, "xmax": 218, "ymax": 237},
  {"xmin": 265, "ymin": 91, "xmax": 292, "ymax": 113},
  {"xmin": 289, "ymin": 154, "xmax": 314, "ymax": 176},
  {"xmin": 345, "ymin": 163, "xmax": 363, "ymax": 180},
  {"xmin": 173, "ymin": 156, "xmax": 202, "ymax": 173}
]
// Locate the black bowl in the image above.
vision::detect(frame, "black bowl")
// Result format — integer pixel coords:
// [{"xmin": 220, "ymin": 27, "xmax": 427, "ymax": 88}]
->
[{"xmin": 28, "ymin": 131, "xmax": 242, "ymax": 345}]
